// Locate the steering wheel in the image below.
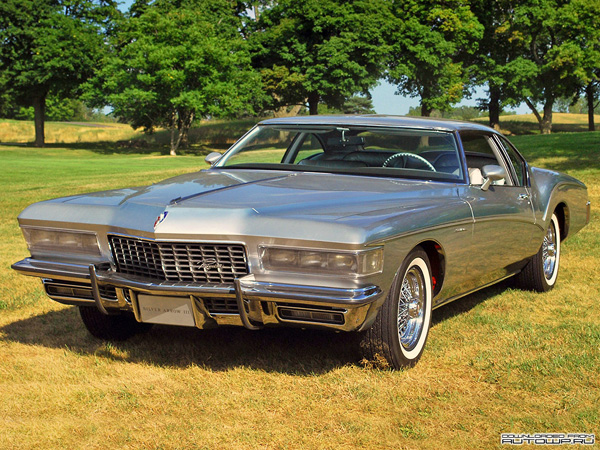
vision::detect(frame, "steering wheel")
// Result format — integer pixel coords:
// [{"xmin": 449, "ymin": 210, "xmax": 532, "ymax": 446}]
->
[{"xmin": 382, "ymin": 152, "xmax": 437, "ymax": 171}]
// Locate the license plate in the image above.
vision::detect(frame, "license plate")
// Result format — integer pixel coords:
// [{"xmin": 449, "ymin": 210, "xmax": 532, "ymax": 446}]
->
[{"xmin": 138, "ymin": 295, "xmax": 196, "ymax": 327}]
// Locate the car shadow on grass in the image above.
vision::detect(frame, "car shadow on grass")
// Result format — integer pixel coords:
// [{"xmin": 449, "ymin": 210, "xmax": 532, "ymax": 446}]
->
[{"xmin": 0, "ymin": 283, "xmax": 503, "ymax": 374}]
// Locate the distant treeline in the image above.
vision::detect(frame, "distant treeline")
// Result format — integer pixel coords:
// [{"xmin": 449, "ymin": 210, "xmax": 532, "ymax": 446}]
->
[{"xmin": 1, "ymin": 0, "xmax": 599, "ymax": 152}]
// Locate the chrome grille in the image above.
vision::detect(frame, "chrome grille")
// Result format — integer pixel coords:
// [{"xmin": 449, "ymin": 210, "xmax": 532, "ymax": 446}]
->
[
  {"xmin": 109, "ymin": 236, "xmax": 248, "ymax": 284},
  {"xmin": 203, "ymin": 298, "xmax": 239, "ymax": 314}
]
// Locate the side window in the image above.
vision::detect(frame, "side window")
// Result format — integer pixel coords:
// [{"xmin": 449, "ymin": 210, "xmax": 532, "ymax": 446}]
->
[
  {"xmin": 459, "ymin": 133, "xmax": 510, "ymax": 186},
  {"xmin": 496, "ymin": 136, "xmax": 526, "ymax": 187},
  {"xmin": 293, "ymin": 133, "xmax": 324, "ymax": 163}
]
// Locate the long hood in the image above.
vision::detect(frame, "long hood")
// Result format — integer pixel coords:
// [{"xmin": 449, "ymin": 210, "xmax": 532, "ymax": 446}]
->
[{"xmin": 19, "ymin": 169, "xmax": 470, "ymax": 244}]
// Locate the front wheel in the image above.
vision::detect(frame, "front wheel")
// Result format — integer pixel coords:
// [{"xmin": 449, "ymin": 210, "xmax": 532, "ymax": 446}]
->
[
  {"xmin": 360, "ymin": 248, "xmax": 433, "ymax": 369},
  {"xmin": 515, "ymin": 213, "xmax": 561, "ymax": 292},
  {"xmin": 79, "ymin": 306, "xmax": 153, "ymax": 341}
]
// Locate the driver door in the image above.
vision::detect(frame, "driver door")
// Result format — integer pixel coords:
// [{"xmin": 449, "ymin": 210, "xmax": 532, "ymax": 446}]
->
[{"xmin": 458, "ymin": 131, "xmax": 538, "ymax": 290}]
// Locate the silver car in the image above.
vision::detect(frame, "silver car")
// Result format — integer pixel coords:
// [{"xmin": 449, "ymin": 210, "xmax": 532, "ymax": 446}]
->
[{"xmin": 12, "ymin": 116, "xmax": 591, "ymax": 369}]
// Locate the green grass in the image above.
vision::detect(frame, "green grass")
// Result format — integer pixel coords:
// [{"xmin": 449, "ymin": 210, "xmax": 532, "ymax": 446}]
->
[{"xmin": 0, "ymin": 120, "xmax": 599, "ymax": 449}]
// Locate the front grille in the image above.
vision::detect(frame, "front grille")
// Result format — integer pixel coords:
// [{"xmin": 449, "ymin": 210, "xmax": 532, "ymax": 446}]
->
[
  {"xmin": 204, "ymin": 297, "xmax": 239, "ymax": 314},
  {"xmin": 109, "ymin": 236, "xmax": 249, "ymax": 284}
]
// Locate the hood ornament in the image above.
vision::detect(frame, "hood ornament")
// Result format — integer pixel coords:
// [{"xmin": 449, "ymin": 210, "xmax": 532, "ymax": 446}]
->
[{"xmin": 153, "ymin": 211, "xmax": 168, "ymax": 230}]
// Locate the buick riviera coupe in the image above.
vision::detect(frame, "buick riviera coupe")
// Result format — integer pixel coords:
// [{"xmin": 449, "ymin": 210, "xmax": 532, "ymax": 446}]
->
[{"xmin": 12, "ymin": 116, "xmax": 591, "ymax": 368}]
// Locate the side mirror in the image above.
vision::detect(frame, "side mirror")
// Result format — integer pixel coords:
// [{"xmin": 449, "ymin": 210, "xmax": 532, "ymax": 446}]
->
[
  {"xmin": 480, "ymin": 164, "xmax": 507, "ymax": 191},
  {"xmin": 204, "ymin": 152, "xmax": 222, "ymax": 166}
]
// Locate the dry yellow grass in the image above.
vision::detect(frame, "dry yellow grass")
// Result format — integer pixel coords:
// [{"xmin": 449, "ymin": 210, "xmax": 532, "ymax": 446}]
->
[
  {"xmin": 473, "ymin": 112, "xmax": 600, "ymax": 135},
  {"xmin": 0, "ymin": 122, "xmax": 598, "ymax": 449},
  {"xmin": 0, "ymin": 119, "xmax": 141, "ymax": 144}
]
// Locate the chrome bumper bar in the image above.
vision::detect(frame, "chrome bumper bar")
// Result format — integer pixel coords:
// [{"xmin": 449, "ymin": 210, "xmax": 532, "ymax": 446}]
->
[{"xmin": 12, "ymin": 258, "xmax": 383, "ymax": 331}]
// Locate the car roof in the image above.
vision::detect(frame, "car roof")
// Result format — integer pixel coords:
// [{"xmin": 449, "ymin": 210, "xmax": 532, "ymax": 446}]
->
[{"xmin": 259, "ymin": 114, "xmax": 497, "ymax": 133}]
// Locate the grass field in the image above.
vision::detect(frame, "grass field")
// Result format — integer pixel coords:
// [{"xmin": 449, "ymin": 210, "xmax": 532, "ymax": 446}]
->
[
  {"xmin": 0, "ymin": 119, "xmax": 599, "ymax": 449},
  {"xmin": 474, "ymin": 112, "xmax": 600, "ymax": 135}
]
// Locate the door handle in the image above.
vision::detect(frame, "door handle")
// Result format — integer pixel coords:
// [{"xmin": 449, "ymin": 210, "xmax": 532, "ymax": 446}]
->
[{"xmin": 518, "ymin": 193, "xmax": 530, "ymax": 201}]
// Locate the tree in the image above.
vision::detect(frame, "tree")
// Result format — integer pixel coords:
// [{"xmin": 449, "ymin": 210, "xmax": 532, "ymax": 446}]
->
[
  {"xmin": 478, "ymin": 0, "xmax": 593, "ymax": 134},
  {"xmin": 0, "ymin": 0, "xmax": 117, "ymax": 146},
  {"xmin": 560, "ymin": 0, "xmax": 600, "ymax": 131},
  {"xmin": 85, "ymin": 0, "xmax": 265, "ymax": 155},
  {"xmin": 386, "ymin": 0, "xmax": 483, "ymax": 117},
  {"xmin": 250, "ymin": 0, "xmax": 392, "ymax": 115},
  {"xmin": 470, "ymin": 0, "xmax": 525, "ymax": 129},
  {"xmin": 340, "ymin": 96, "xmax": 376, "ymax": 114},
  {"xmin": 317, "ymin": 95, "xmax": 375, "ymax": 114}
]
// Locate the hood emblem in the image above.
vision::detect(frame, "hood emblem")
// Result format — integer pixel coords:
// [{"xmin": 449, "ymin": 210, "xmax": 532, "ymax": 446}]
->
[
  {"xmin": 196, "ymin": 258, "xmax": 223, "ymax": 271},
  {"xmin": 153, "ymin": 211, "xmax": 169, "ymax": 230}
]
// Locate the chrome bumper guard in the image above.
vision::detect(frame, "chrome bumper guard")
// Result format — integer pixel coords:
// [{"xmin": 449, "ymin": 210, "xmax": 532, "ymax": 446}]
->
[{"xmin": 12, "ymin": 258, "xmax": 383, "ymax": 331}]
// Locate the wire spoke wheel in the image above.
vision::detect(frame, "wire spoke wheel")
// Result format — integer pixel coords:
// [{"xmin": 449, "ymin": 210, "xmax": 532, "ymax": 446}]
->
[
  {"xmin": 542, "ymin": 222, "xmax": 557, "ymax": 281},
  {"xmin": 360, "ymin": 247, "xmax": 433, "ymax": 369},
  {"xmin": 514, "ymin": 212, "xmax": 561, "ymax": 292},
  {"xmin": 397, "ymin": 266, "xmax": 426, "ymax": 351}
]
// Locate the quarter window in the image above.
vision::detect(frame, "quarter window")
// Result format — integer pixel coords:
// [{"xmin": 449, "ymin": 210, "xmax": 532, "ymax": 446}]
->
[{"xmin": 496, "ymin": 136, "xmax": 527, "ymax": 187}]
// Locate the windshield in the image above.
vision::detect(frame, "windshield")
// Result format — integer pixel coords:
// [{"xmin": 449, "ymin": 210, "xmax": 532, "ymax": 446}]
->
[{"xmin": 216, "ymin": 125, "xmax": 464, "ymax": 182}]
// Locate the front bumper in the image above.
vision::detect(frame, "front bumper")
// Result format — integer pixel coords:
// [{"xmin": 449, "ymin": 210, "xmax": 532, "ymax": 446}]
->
[{"xmin": 12, "ymin": 258, "xmax": 383, "ymax": 332}]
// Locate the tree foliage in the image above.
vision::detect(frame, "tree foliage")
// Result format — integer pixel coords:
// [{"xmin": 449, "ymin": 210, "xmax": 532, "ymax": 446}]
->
[
  {"xmin": 386, "ymin": 0, "xmax": 483, "ymax": 117},
  {"xmin": 472, "ymin": 0, "xmax": 600, "ymax": 133},
  {"xmin": 85, "ymin": 0, "xmax": 265, "ymax": 155},
  {"xmin": 2, "ymin": 0, "xmax": 599, "ymax": 139},
  {"xmin": 0, "ymin": 0, "xmax": 117, "ymax": 146},
  {"xmin": 250, "ymin": 0, "xmax": 392, "ymax": 115}
]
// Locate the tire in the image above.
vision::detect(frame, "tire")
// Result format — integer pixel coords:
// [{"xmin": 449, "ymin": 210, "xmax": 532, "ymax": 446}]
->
[
  {"xmin": 515, "ymin": 213, "xmax": 561, "ymax": 292},
  {"xmin": 79, "ymin": 306, "xmax": 153, "ymax": 341},
  {"xmin": 360, "ymin": 248, "xmax": 433, "ymax": 369}
]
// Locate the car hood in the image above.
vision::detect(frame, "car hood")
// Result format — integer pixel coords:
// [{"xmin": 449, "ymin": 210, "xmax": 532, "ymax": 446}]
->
[{"xmin": 19, "ymin": 169, "xmax": 469, "ymax": 244}]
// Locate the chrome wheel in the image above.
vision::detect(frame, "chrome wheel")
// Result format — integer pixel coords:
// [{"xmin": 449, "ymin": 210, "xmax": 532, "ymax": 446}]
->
[
  {"xmin": 360, "ymin": 248, "xmax": 432, "ymax": 368},
  {"xmin": 398, "ymin": 266, "xmax": 426, "ymax": 351},
  {"xmin": 542, "ymin": 221, "xmax": 557, "ymax": 281},
  {"xmin": 514, "ymin": 213, "xmax": 561, "ymax": 292}
]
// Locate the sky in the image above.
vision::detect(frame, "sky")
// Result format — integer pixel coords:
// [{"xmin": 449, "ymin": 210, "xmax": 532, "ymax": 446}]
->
[
  {"xmin": 117, "ymin": 0, "xmax": 530, "ymax": 116},
  {"xmin": 370, "ymin": 81, "xmax": 530, "ymax": 115}
]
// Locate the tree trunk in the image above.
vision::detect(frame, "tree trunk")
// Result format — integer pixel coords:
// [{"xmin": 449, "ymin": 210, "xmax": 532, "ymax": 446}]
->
[
  {"xmin": 586, "ymin": 82, "xmax": 596, "ymax": 132},
  {"xmin": 488, "ymin": 87, "xmax": 501, "ymax": 130},
  {"xmin": 170, "ymin": 110, "xmax": 194, "ymax": 156},
  {"xmin": 541, "ymin": 99, "xmax": 553, "ymax": 135},
  {"xmin": 169, "ymin": 110, "xmax": 177, "ymax": 156},
  {"xmin": 33, "ymin": 95, "xmax": 46, "ymax": 147},
  {"xmin": 308, "ymin": 92, "xmax": 320, "ymax": 115},
  {"xmin": 273, "ymin": 103, "xmax": 303, "ymax": 118},
  {"xmin": 524, "ymin": 97, "xmax": 553, "ymax": 134},
  {"xmin": 420, "ymin": 102, "xmax": 432, "ymax": 117}
]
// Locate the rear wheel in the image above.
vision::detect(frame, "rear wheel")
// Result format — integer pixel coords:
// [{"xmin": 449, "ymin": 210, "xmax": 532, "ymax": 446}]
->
[
  {"xmin": 79, "ymin": 306, "xmax": 153, "ymax": 341},
  {"xmin": 515, "ymin": 213, "xmax": 561, "ymax": 292},
  {"xmin": 360, "ymin": 248, "xmax": 433, "ymax": 368}
]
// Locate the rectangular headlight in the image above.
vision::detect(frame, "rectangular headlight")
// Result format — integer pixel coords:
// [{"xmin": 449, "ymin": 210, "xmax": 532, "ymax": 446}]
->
[
  {"xmin": 259, "ymin": 246, "xmax": 383, "ymax": 277},
  {"xmin": 22, "ymin": 227, "xmax": 100, "ymax": 256}
]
